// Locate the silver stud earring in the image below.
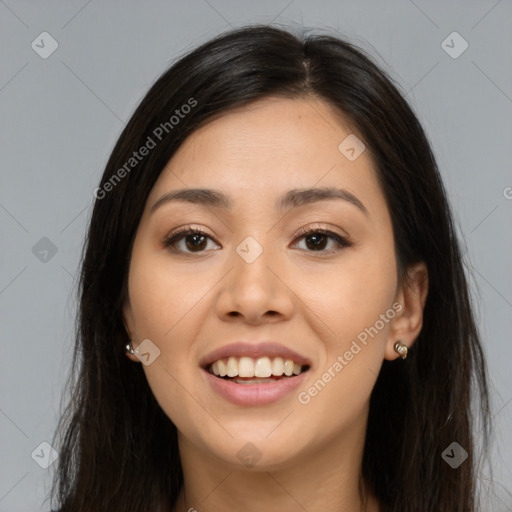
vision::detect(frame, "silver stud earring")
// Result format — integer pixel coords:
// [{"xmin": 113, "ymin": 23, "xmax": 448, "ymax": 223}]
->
[{"xmin": 394, "ymin": 341, "xmax": 408, "ymax": 359}]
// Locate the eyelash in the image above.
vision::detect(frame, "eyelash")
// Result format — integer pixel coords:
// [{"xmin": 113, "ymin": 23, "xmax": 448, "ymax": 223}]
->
[{"xmin": 163, "ymin": 224, "xmax": 352, "ymax": 255}]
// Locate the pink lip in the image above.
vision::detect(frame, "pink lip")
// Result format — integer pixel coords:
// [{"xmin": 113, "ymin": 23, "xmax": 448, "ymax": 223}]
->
[
  {"xmin": 202, "ymin": 368, "xmax": 309, "ymax": 406},
  {"xmin": 200, "ymin": 341, "xmax": 312, "ymax": 369}
]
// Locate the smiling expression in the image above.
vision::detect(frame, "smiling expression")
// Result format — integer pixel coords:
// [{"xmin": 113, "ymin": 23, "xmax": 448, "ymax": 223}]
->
[{"xmin": 123, "ymin": 95, "xmax": 410, "ymax": 469}]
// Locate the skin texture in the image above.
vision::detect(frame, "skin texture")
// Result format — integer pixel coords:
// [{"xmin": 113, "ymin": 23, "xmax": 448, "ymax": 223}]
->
[{"xmin": 123, "ymin": 96, "xmax": 428, "ymax": 512}]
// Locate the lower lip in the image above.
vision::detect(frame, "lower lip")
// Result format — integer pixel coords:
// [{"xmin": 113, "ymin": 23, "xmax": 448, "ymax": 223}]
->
[{"xmin": 202, "ymin": 368, "xmax": 309, "ymax": 406}]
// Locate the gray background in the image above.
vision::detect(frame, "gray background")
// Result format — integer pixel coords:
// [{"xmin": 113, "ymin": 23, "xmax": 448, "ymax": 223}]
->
[{"xmin": 1, "ymin": 1, "xmax": 511, "ymax": 510}]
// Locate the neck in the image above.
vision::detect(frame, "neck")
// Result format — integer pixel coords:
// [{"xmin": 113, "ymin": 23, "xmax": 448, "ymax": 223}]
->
[{"xmin": 171, "ymin": 406, "xmax": 380, "ymax": 512}]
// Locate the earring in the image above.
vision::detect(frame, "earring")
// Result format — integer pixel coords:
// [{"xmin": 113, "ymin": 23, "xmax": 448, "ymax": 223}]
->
[
  {"xmin": 125, "ymin": 342, "xmax": 136, "ymax": 355},
  {"xmin": 394, "ymin": 341, "xmax": 408, "ymax": 359}
]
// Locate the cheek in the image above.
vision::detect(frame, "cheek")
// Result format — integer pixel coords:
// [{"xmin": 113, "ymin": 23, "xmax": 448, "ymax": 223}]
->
[
  {"xmin": 127, "ymin": 244, "xmax": 210, "ymax": 341},
  {"xmin": 294, "ymin": 250, "xmax": 397, "ymax": 427},
  {"xmin": 302, "ymin": 236, "xmax": 397, "ymax": 414},
  {"xmin": 304, "ymin": 233, "xmax": 398, "ymax": 364},
  {"xmin": 127, "ymin": 247, "xmax": 211, "ymax": 429}
]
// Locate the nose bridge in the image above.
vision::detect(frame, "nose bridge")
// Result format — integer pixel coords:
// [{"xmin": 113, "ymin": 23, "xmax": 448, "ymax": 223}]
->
[
  {"xmin": 215, "ymin": 230, "xmax": 294, "ymax": 322},
  {"xmin": 231, "ymin": 233, "xmax": 276, "ymax": 296}
]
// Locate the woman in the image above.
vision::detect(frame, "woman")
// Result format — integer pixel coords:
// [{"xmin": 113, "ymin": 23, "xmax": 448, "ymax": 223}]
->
[{"xmin": 49, "ymin": 25, "xmax": 492, "ymax": 511}]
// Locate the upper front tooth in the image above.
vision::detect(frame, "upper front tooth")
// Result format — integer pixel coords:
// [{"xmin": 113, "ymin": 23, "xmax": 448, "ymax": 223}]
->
[
  {"xmin": 226, "ymin": 356, "xmax": 238, "ymax": 377},
  {"xmin": 254, "ymin": 357, "xmax": 272, "ymax": 377},
  {"xmin": 238, "ymin": 357, "xmax": 254, "ymax": 378},
  {"xmin": 272, "ymin": 357, "xmax": 284, "ymax": 376}
]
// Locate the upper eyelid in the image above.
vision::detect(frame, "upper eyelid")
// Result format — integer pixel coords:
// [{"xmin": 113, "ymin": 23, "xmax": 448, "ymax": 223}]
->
[
  {"xmin": 165, "ymin": 224, "xmax": 346, "ymax": 240},
  {"xmin": 294, "ymin": 223, "xmax": 348, "ymax": 237},
  {"xmin": 163, "ymin": 225, "xmax": 350, "ymax": 250}
]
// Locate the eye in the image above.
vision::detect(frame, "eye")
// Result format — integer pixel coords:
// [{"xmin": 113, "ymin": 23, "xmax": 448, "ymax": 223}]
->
[
  {"xmin": 163, "ymin": 226, "xmax": 220, "ymax": 254},
  {"xmin": 162, "ymin": 225, "xmax": 352, "ymax": 255},
  {"xmin": 292, "ymin": 226, "xmax": 352, "ymax": 254}
]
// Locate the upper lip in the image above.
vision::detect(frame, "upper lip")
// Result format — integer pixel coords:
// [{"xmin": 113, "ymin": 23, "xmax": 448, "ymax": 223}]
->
[{"xmin": 200, "ymin": 341, "xmax": 312, "ymax": 369}]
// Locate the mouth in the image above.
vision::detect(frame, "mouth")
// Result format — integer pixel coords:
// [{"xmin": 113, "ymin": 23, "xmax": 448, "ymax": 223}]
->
[
  {"xmin": 206, "ymin": 356, "xmax": 311, "ymax": 385},
  {"xmin": 200, "ymin": 342, "xmax": 312, "ymax": 406},
  {"xmin": 200, "ymin": 341, "xmax": 312, "ymax": 405}
]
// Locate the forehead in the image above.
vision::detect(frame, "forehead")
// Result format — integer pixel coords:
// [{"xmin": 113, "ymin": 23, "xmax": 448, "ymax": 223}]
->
[
  {"xmin": 173, "ymin": 96, "xmax": 362, "ymax": 169},
  {"xmin": 146, "ymin": 96, "xmax": 385, "ymax": 218}
]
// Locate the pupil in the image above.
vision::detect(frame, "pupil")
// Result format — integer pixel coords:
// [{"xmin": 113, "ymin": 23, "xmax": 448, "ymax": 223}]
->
[
  {"xmin": 186, "ymin": 234, "xmax": 207, "ymax": 251},
  {"xmin": 306, "ymin": 234, "xmax": 327, "ymax": 250}
]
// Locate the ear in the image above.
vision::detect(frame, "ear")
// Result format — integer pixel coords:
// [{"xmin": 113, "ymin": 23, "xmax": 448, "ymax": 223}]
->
[
  {"xmin": 122, "ymin": 298, "xmax": 140, "ymax": 363},
  {"xmin": 384, "ymin": 261, "xmax": 429, "ymax": 361}
]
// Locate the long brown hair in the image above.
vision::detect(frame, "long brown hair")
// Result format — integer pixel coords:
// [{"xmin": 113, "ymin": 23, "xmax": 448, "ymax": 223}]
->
[{"xmin": 49, "ymin": 24, "xmax": 492, "ymax": 512}]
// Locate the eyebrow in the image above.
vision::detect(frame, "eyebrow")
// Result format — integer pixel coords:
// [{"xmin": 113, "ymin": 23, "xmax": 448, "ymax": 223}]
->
[{"xmin": 150, "ymin": 187, "xmax": 368, "ymax": 216}]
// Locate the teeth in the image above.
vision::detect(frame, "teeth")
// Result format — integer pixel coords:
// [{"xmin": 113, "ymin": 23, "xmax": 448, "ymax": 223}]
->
[
  {"xmin": 226, "ymin": 356, "xmax": 238, "ymax": 377},
  {"xmin": 272, "ymin": 357, "xmax": 284, "ymax": 376},
  {"xmin": 238, "ymin": 357, "xmax": 254, "ymax": 378},
  {"xmin": 217, "ymin": 359, "xmax": 227, "ymax": 377},
  {"xmin": 235, "ymin": 378, "xmax": 275, "ymax": 385},
  {"xmin": 254, "ymin": 357, "xmax": 272, "ymax": 377},
  {"xmin": 210, "ymin": 356, "xmax": 305, "ymax": 378}
]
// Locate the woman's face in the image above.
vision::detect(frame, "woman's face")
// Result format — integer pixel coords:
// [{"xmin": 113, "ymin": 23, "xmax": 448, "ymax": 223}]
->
[{"xmin": 123, "ymin": 96, "xmax": 416, "ymax": 469}]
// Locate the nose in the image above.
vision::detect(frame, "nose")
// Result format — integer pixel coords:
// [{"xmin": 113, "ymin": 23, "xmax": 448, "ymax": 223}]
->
[{"xmin": 215, "ymin": 239, "xmax": 295, "ymax": 325}]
